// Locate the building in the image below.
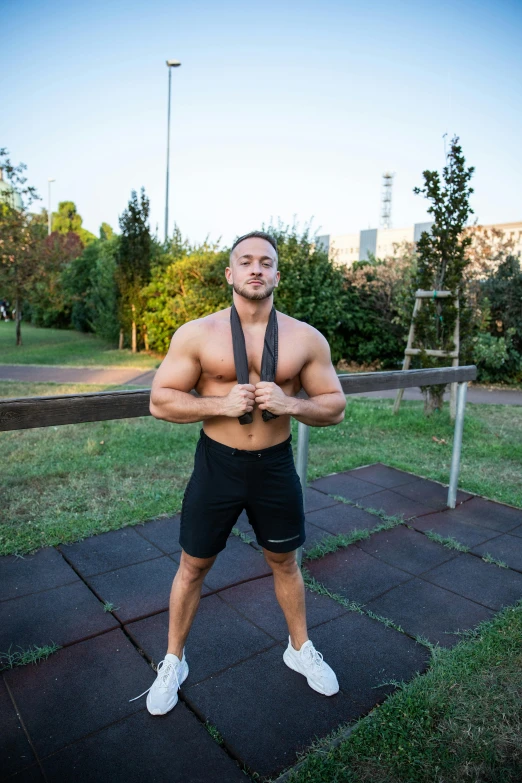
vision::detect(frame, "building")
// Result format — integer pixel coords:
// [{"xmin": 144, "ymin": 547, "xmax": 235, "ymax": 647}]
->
[{"xmin": 317, "ymin": 220, "xmax": 522, "ymax": 266}]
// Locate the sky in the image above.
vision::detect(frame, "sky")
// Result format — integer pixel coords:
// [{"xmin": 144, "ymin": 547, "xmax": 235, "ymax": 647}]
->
[{"xmin": 4, "ymin": 0, "xmax": 522, "ymax": 247}]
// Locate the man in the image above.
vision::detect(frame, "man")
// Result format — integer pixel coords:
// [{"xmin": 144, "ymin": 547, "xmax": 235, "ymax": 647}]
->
[{"xmin": 130, "ymin": 230, "xmax": 346, "ymax": 715}]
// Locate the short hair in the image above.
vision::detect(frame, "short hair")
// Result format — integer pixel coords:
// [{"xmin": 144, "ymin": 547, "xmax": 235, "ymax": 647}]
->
[{"xmin": 230, "ymin": 230, "xmax": 278, "ymax": 263}]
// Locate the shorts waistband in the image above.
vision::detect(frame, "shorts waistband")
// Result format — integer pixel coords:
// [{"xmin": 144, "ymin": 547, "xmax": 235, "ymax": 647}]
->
[{"xmin": 200, "ymin": 429, "xmax": 292, "ymax": 458}]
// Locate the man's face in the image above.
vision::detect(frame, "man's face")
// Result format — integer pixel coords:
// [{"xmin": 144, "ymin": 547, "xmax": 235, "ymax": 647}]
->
[{"xmin": 226, "ymin": 237, "xmax": 280, "ymax": 301}]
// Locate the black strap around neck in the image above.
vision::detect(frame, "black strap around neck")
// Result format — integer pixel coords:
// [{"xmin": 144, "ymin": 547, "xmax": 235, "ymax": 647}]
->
[{"xmin": 230, "ymin": 304, "xmax": 279, "ymax": 425}]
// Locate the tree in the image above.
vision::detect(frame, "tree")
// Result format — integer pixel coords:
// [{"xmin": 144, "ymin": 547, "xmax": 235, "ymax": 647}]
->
[
  {"xmin": 29, "ymin": 231, "xmax": 84, "ymax": 327},
  {"xmin": 143, "ymin": 242, "xmax": 230, "ymax": 353},
  {"xmin": 116, "ymin": 188, "xmax": 153, "ymax": 352},
  {"xmin": 99, "ymin": 222, "xmax": 115, "ymax": 241},
  {"xmin": 268, "ymin": 222, "xmax": 349, "ymax": 362},
  {"xmin": 340, "ymin": 243, "xmax": 417, "ymax": 369},
  {"xmin": 52, "ymin": 201, "xmax": 97, "ymax": 246},
  {"xmin": 0, "ymin": 149, "xmax": 41, "ymax": 345},
  {"xmin": 412, "ymin": 135, "xmax": 475, "ymax": 415}
]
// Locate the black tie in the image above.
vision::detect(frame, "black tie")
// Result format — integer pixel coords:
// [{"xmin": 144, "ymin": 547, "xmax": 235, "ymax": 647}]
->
[{"xmin": 230, "ymin": 304, "xmax": 279, "ymax": 425}]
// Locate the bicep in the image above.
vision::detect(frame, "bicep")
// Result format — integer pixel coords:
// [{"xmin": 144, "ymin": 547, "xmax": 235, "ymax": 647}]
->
[
  {"xmin": 299, "ymin": 330, "xmax": 344, "ymax": 398},
  {"xmin": 152, "ymin": 324, "xmax": 201, "ymax": 395}
]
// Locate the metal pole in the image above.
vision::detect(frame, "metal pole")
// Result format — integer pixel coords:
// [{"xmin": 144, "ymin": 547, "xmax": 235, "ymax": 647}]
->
[
  {"xmin": 164, "ymin": 66, "xmax": 172, "ymax": 244},
  {"xmin": 295, "ymin": 421, "xmax": 310, "ymax": 568},
  {"xmin": 447, "ymin": 381, "xmax": 467, "ymax": 508}
]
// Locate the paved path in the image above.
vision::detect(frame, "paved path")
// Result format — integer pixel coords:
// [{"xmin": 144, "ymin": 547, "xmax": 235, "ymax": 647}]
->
[
  {"xmin": 2, "ymin": 463, "xmax": 522, "ymax": 781},
  {"xmin": 1, "ymin": 364, "xmax": 521, "ymax": 405}
]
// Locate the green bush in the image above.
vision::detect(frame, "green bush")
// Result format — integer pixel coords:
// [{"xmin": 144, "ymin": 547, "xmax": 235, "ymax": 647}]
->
[{"xmin": 472, "ymin": 328, "xmax": 522, "ymax": 383}]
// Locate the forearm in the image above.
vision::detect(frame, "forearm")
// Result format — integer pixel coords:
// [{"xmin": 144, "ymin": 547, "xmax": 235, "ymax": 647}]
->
[
  {"xmin": 288, "ymin": 393, "xmax": 346, "ymax": 427},
  {"xmin": 150, "ymin": 388, "xmax": 225, "ymax": 424}
]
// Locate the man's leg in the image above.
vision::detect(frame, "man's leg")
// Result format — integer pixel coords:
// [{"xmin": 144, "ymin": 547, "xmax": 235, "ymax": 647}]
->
[
  {"xmin": 263, "ymin": 548, "xmax": 309, "ymax": 651},
  {"xmin": 167, "ymin": 549, "xmax": 218, "ymax": 658}
]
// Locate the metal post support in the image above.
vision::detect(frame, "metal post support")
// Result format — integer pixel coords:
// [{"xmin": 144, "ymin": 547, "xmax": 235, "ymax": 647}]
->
[
  {"xmin": 295, "ymin": 421, "xmax": 310, "ymax": 568},
  {"xmin": 447, "ymin": 382, "xmax": 468, "ymax": 509}
]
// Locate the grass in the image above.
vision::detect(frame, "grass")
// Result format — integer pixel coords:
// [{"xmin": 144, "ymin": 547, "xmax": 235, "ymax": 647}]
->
[
  {"xmin": 1, "ymin": 380, "xmax": 521, "ymax": 556},
  {"xmin": 423, "ymin": 530, "xmax": 470, "ymax": 552},
  {"xmin": 277, "ymin": 601, "xmax": 522, "ymax": 783},
  {"xmin": 0, "ymin": 642, "xmax": 62, "ymax": 671},
  {"xmin": 0, "ymin": 321, "xmax": 160, "ymax": 368}
]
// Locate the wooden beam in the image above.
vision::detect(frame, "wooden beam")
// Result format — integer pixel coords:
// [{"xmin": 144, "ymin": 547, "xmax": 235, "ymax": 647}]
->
[
  {"xmin": 0, "ymin": 366, "xmax": 477, "ymax": 432},
  {"xmin": 0, "ymin": 389, "xmax": 152, "ymax": 432},
  {"xmin": 337, "ymin": 365, "xmax": 476, "ymax": 394}
]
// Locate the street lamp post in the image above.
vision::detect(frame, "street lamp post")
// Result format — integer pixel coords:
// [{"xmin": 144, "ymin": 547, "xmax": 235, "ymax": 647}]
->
[
  {"xmin": 48, "ymin": 178, "xmax": 55, "ymax": 236},
  {"xmin": 165, "ymin": 59, "xmax": 181, "ymax": 244}
]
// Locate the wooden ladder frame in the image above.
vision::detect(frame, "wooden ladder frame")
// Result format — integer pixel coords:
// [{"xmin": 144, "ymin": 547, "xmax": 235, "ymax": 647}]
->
[{"xmin": 393, "ymin": 289, "xmax": 460, "ymax": 419}]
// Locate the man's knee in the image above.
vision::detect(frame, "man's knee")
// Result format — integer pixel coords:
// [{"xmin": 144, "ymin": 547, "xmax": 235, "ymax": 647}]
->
[
  {"xmin": 263, "ymin": 548, "xmax": 298, "ymax": 572},
  {"xmin": 179, "ymin": 549, "xmax": 217, "ymax": 581}
]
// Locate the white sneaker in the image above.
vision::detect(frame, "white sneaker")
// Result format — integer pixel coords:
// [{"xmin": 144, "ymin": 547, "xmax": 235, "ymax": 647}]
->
[
  {"xmin": 283, "ymin": 636, "xmax": 339, "ymax": 696},
  {"xmin": 129, "ymin": 651, "xmax": 189, "ymax": 715}
]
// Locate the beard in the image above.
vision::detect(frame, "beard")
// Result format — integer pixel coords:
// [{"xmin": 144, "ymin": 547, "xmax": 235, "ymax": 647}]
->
[{"xmin": 233, "ymin": 280, "xmax": 277, "ymax": 301}]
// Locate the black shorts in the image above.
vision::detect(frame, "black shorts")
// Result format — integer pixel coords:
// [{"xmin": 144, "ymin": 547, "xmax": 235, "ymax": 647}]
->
[{"xmin": 179, "ymin": 429, "xmax": 306, "ymax": 558}]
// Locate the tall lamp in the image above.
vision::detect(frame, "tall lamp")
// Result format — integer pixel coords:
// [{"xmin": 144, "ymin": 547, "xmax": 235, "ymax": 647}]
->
[{"xmin": 165, "ymin": 59, "xmax": 181, "ymax": 243}]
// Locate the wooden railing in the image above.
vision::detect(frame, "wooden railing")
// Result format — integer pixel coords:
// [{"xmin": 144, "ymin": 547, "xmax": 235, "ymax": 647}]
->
[{"xmin": 1, "ymin": 365, "xmax": 477, "ymax": 566}]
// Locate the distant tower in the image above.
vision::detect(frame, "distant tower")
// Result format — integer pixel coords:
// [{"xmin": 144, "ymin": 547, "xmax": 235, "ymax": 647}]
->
[{"xmin": 380, "ymin": 172, "xmax": 394, "ymax": 229}]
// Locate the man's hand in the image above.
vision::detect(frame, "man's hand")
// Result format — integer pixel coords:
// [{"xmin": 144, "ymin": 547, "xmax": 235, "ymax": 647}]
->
[
  {"xmin": 254, "ymin": 382, "xmax": 290, "ymax": 416},
  {"xmin": 221, "ymin": 384, "xmax": 256, "ymax": 418}
]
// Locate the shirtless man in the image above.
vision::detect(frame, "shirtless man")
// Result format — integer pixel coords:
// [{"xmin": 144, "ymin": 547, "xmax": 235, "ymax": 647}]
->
[{"xmin": 131, "ymin": 230, "xmax": 346, "ymax": 715}]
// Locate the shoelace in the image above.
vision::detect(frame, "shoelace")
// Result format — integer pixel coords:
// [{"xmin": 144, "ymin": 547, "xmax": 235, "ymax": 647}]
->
[
  {"xmin": 129, "ymin": 658, "xmax": 181, "ymax": 703},
  {"xmin": 302, "ymin": 644, "xmax": 324, "ymax": 670}
]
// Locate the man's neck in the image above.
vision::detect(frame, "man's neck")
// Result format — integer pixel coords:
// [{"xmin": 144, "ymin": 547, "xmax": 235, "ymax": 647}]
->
[{"xmin": 232, "ymin": 294, "xmax": 274, "ymax": 327}]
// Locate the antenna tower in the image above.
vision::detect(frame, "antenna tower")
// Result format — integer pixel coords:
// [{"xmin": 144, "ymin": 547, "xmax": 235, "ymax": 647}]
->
[{"xmin": 380, "ymin": 171, "xmax": 394, "ymax": 229}]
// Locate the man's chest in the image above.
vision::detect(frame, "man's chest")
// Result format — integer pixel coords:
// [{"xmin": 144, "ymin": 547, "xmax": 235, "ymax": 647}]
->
[{"xmin": 198, "ymin": 327, "xmax": 306, "ymax": 386}]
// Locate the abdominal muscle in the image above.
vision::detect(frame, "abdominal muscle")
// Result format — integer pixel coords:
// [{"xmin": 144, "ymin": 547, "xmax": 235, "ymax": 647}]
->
[{"xmin": 197, "ymin": 375, "xmax": 298, "ymax": 451}]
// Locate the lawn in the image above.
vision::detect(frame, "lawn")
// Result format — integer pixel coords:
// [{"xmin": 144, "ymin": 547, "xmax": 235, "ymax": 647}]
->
[
  {"xmin": 0, "ymin": 321, "xmax": 160, "ymax": 368},
  {"xmin": 1, "ymin": 380, "xmax": 521, "ymax": 556},
  {"xmin": 282, "ymin": 600, "xmax": 522, "ymax": 783}
]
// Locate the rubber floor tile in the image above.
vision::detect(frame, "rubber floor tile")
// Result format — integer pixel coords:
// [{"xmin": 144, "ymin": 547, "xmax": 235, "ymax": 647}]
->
[
  {"xmin": 0, "ymin": 581, "xmax": 118, "ymax": 652},
  {"xmin": 302, "ymin": 520, "xmax": 340, "ymax": 552},
  {"xmin": 421, "ymin": 553, "xmax": 522, "ymax": 610},
  {"xmin": 443, "ymin": 496, "xmax": 522, "ymax": 533},
  {"xmin": 357, "ymin": 525, "xmax": 459, "ymax": 575},
  {"xmin": 392, "ymin": 478, "xmax": 472, "ymax": 510},
  {"xmin": 190, "ymin": 536, "xmax": 272, "ymax": 591},
  {"xmin": 3, "ymin": 629, "xmax": 154, "ymax": 759},
  {"xmin": 125, "ymin": 592, "xmax": 276, "ymax": 684},
  {"xmin": 305, "ymin": 502, "xmax": 383, "ymax": 536},
  {"xmin": 355, "ymin": 489, "xmax": 436, "ymax": 519},
  {"xmin": 41, "ymin": 703, "xmax": 247, "ymax": 783},
  {"xmin": 346, "ymin": 463, "xmax": 418, "ymax": 489},
  {"xmin": 411, "ymin": 512, "xmax": 501, "ymax": 548},
  {"xmin": 309, "ymin": 472, "xmax": 382, "ymax": 501},
  {"xmin": 217, "ymin": 574, "xmax": 348, "ymax": 641},
  {"xmin": 58, "ymin": 527, "xmax": 163, "ymax": 577},
  {"xmin": 134, "ymin": 514, "xmax": 182, "ymax": 555},
  {"xmin": 183, "ymin": 611, "xmax": 428, "ymax": 779},
  {"xmin": 86, "ymin": 556, "xmax": 205, "ymax": 625},
  {"xmin": 305, "ymin": 545, "xmax": 412, "ymax": 604},
  {"xmin": 1, "ymin": 764, "xmax": 45, "ymax": 782},
  {"xmin": 304, "ymin": 488, "xmax": 342, "ymax": 513},
  {"xmin": 471, "ymin": 534, "xmax": 522, "ymax": 573},
  {"xmin": 0, "ymin": 547, "xmax": 79, "ymax": 602},
  {"xmin": 366, "ymin": 577, "xmax": 494, "ymax": 647},
  {"xmin": 0, "ymin": 676, "xmax": 37, "ymax": 779}
]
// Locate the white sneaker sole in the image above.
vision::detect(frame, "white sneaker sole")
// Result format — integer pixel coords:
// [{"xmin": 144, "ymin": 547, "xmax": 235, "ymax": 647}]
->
[
  {"xmin": 283, "ymin": 649, "xmax": 339, "ymax": 696},
  {"xmin": 146, "ymin": 660, "xmax": 190, "ymax": 716}
]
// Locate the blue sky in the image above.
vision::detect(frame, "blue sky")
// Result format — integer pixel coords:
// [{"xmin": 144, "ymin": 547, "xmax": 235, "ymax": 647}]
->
[{"xmin": 4, "ymin": 0, "xmax": 522, "ymax": 246}]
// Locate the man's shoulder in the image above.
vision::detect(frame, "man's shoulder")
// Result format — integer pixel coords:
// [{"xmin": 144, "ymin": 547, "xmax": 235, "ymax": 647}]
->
[{"xmin": 177, "ymin": 308, "xmax": 231, "ymax": 336}]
